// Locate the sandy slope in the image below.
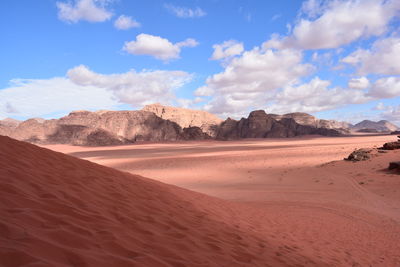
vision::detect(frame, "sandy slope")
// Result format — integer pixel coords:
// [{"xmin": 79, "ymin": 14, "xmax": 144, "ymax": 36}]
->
[
  {"xmin": 0, "ymin": 136, "xmax": 327, "ymax": 266},
  {"xmin": 44, "ymin": 134, "xmax": 400, "ymax": 266}
]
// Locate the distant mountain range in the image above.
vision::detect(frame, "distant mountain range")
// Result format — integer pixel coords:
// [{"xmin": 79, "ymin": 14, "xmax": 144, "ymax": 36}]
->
[
  {"xmin": 351, "ymin": 120, "xmax": 399, "ymax": 132},
  {"xmin": 0, "ymin": 104, "xmax": 398, "ymax": 146}
]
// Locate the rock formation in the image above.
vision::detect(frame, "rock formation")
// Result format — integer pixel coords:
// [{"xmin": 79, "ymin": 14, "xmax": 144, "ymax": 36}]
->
[
  {"xmin": 352, "ymin": 120, "xmax": 399, "ymax": 132},
  {"xmin": 216, "ymin": 110, "xmax": 341, "ymax": 140},
  {"xmin": 142, "ymin": 103, "xmax": 222, "ymax": 137},
  {"xmin": 0, "ymin": 110, "xmax": 201, "ymax": 146},
  {"xmin": 0, "ymin": 106, "xmax": 365, "ymax": 146},
  {"xmin": 0, "ymin": 118, "xmax": 21, "ymax": 136},
  {"xmin": 269, "ymin": 112, "xmax": 351, "ymax": 134},
  {"xmin": 345, "ymin": 148, "xmax": 373, "ymax": 161}
]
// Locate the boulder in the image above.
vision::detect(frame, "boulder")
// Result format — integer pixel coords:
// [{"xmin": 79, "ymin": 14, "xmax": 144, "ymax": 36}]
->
[
  {"xmin": 388, "ymin": 161, "xmax": 400, "ymax": 171},
  {"xmin": 382, "ymin": 141, "xmax": 400, "ymax": 150},
  {"xmin": 345, "ymin": 148, "xmax": 373, "ymax": 161}
]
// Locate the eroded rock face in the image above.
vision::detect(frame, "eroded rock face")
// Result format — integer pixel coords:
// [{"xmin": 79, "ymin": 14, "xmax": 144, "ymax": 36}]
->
[
  {"xmin": 270, "ymin": 112, "xmax": 351, "ymax": 133},
  {"xmin": 1, "ymin": 110, "xmax": 188, "ymax": 145},
  {"xmin": 216, "ymin": 110, "xmax": 341, "ymax": 140},
  {"xmin": 142, "ymin": 103, "xmax": 222, "ymax": 137}
]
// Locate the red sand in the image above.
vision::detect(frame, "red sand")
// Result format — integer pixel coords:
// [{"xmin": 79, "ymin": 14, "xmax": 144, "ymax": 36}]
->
[{"xmin": 2, "ymin": 135, "xmax": 400, "ymax": 266}]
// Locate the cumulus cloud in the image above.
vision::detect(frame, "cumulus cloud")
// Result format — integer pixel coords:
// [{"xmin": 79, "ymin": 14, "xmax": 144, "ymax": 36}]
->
[
  {"xmin": 348, "ymin": 77, "xmax": 370, "ymax": 90},
  {"xmin": 368, "ymin": 76, "xmax": 400, "ymax": 98},
  {"xmin": 56, "ymin": 0, "xmax": 113, "ymax": 23},
  {"xmin": 67, "ymin": 65, "xmax": 192, "ymax": 107},
  {"xmin": 265, "ymin": 0, "xmax": 400, "ymax": 50},
  {"xmin": 0, "ymin": 65, "xmax": 193, "ymax": 119},
  {"xmin": 268, "ymin": 77, "xmax": 371, "ymax": 114},
  {"xmin": 164, "ymin": 4, "xmax": 206, "ymax": 18},
  {"xmin": 211, "ymin": 40, "xmax": 244, "ymax": 60},
  {"xmin": 199, "ymin": 47, "xmax": 314, "ymax": 117},
  {"xmin": 342, "ymin": 37, "xmax": 400, "ymax": 75},
  {"xmin": 0, "ymin": 77, "xmax": 118, "ymax": 119},
  {"xmin": 114, "ymin": 15, "xmax": 140, "ymax": 30},
  {"xmin": 123, "ymin": 33, "xmax": 198, "ymax": 61},
  {"xmin": 380, "ymin": 105, "xmax": 400, "ymax": 124}
]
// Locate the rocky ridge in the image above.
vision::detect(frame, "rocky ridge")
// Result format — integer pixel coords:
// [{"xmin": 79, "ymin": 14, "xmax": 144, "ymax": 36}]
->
[
  {"xmin": 269, "ymin": 112, "xmax": 351, "ymax": 133},
  {"xmin": 216, "ymin": 110, "xmax": 341, "ymax": 140}
]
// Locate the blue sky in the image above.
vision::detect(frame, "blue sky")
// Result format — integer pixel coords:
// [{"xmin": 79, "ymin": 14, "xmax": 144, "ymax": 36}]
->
[{"xmin": 0, "ymin": 0, "xmax": 399, "ymax": 124}]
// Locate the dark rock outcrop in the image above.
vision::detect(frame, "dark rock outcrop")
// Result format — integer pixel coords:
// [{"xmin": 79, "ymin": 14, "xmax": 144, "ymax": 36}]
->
[
  {"xmin": 216, "ymin": 110, "xmax": 341, "ymax": 140},
  {"xmin": 180, "ymin": 127, "xmax": 212, "ymax": 140},
  {"xmin": 345, "ymin": 148, "xmax": 373, "ymax": 161},
  {"xmin": 270, "ymin": 112, "xmax": 351, "ymax": 134}
]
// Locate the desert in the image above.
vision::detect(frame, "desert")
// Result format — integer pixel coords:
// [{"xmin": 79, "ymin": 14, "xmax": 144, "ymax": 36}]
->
[{"xmin": 2, "ymin": 0, "xmax": 400, "ymax": 266}]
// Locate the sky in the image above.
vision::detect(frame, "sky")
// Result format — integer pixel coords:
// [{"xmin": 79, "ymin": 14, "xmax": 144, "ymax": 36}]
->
[{"xmin": 0, "ymin": 0, "xmax": 400, "ymax": 125}]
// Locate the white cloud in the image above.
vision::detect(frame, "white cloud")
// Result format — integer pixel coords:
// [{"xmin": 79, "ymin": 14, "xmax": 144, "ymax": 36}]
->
[
  {"xmin": 123, "ymin": 33, "xmax": 198, "ymax": 61},
  {"xmin": 164, "ymin": 4, "xmax": 206, "ymax": 18},
  {"xmin": 348, "ymin": 77, "xmax": 370, "ymax": 90},
  {"xmin": 266, "ymin": 0, "xmax": 400, "ymax": 50},
  {"xmin": 199, "ymin": 47, "xmax": 314, "ymax": 117},
  {"xmin": 114, "ymin": 15, "xmax": 140, "ymax": 30},
  {"xmin": 67, "ymin": 65, "xmax": 192, "ymax": 107},
  {"xmin": 0, "ymin": 65, "xmax": 193, "ymax": 119},
  {"xmin": 268, "ymin": 77, "xmax": 371, "ymax": 114},
  {"xmin": 0, "ymin": 77, "xmax": 118, "ymax": 119},
  {"xmin": 378, "ymin": 104, "xmax": 400, "ymax": 125},
  {"xmin": 374, "ymin": 102, "xmax": 385, "ymax": 110},
  {"xmin": 368, "ymin": 76, "xmax": 400, "ymax": 98},
  {"xmin": 211, "ymin": 40, "xmax": 244, "ymax": 60},
  {"xmin": 342, "ymin": 37, "xmax": 400, "ymax": 75},
  {"xmin": 56, "ymin": 0, "xmax": 113, "ymax": 23},
  {"xmin": 194, "ymin": 86, "xmax": 214, "ymax": 97}
]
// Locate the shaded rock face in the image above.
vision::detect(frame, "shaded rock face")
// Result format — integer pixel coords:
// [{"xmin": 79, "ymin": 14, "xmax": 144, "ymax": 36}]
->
[
  {"xmin": 0, "ymin": 110, "xmax": 197, "ymax": 146},
  {"xmin": 352, "ymin": 120, "xmax": 399, "ymax": 132},
  {"xmin": 216, "ymin": 110, "xmax": 341, "ymax": 140},
  {"xmin": 142, "ymin": 103, "xmax": 222, "ymax": 137},
  {"xmin": 270, "ymin": 112, "xmax": 351, "ymax": 133},
  {"xmin": 180, "ymin": 127, "xmax": 211, "ymax": 140}
]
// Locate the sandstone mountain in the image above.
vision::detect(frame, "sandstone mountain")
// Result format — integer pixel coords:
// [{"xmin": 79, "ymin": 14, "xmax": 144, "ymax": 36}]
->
[
  {"xmin": 0, "ymin": 110, "xmax": 211, "ymax": 146},
  {"xmin": 142, "ymin": 103, "xmax": 222, "ymax": 137},
  {"xmin": 269, "ymin": 112, "xmax": 352, "ymax": 133},
  {"xmin": 0, "ymin": 106, "xmax": 364, "ymax": 146},
  {"xmin": 351, "ymin": 120, "xmax": 399, "ymax": 132},
  {"xmin": 217, "ymin": 110, "xmax": 341, "ymax": 140}
]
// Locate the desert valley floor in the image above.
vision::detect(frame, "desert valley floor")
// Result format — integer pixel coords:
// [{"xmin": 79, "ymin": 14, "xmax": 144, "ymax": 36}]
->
[
  {"xmin": 44, "ymin": 134, "xmax": 400, "ymax": 266},
  {"xmin": 1, "ymin": 134, "xmax": 400, "ymax": 266}
]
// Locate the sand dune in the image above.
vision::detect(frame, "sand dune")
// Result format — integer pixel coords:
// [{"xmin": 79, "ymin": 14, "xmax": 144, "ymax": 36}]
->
[{"xmin": 1, "ymin": 136, "xmax": 326, "ymax": 266}]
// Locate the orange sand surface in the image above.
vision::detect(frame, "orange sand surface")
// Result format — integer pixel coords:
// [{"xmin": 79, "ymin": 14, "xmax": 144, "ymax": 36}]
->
[{"xmin": 1, "ymin": 135, "xmax": 400, "ymax": 266}]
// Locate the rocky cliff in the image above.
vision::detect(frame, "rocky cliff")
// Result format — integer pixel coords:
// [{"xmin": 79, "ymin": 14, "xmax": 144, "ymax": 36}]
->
[
  {"xmin": 0, "ymin": 110, "xmax": 211, "ymax": 146},
  {"xmin": 269, "ymin": 112, "xmax": 351, "ymax": 133},
  {"xmin": 142, "ymin": 103, "xmax": 222, "ymax": 137},
  {"xmin": 217, "ymin": 110, "xmax": 341, "ymax": 140}
]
